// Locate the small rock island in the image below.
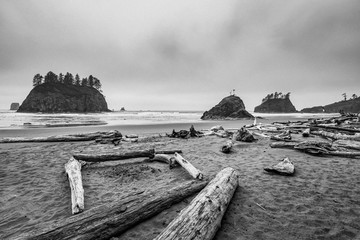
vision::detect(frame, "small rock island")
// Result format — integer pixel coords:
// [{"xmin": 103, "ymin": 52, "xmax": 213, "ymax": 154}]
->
[
  {"xmin": 10, "ymin": 102, "xmax": 20, "ymax": 110},
  {"xmin": 201, "ymin": 95, "xmax": 254, "ymax": 120},
  {"xmin": 254, "ymin": 92, "xmax": 297, "ymax": 113},
  {"xmin": 18, "ymin": 72, "xmax": 109, "ymax": 113}
]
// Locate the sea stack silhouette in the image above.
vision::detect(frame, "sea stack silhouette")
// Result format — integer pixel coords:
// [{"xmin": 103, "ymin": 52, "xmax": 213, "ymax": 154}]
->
[
  {"xmin": 10, "ymin": 102, "xmax": 20, "ymax": 110},
  {"xmin": 201, "ymin": 95, "xmax": 254, "ymax": 120},
  {"xmin": 254, "ymin": 92, "xmax": 297, "ymax": 113},
  {"xmin": 17, "ymin": 82, "xmax": 109, "ymax": 113},
  {"xmin": 301, "ymin": 96, "xmax": 360, "ymax": 113}
]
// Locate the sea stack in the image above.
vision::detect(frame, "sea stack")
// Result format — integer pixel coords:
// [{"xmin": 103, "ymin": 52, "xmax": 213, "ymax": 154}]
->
[
  {"xmin": 10, "ymin": 102, "xmax": 20, "ymax": 110},
  {"xmin": 254, "ymin": 92, "xmax": 297, "ymax": 113},
  {"xmin": 18, "ymin": 82, "xmax": 109, "ymax": 113},
  {"xmin": 201, "ymin": 95, "xmax": 254, "ymax": 120}
]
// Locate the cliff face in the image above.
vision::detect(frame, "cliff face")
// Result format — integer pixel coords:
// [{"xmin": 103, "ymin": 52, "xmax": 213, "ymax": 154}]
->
[
  {"xmin": 201, "ymin": 95, "xmax": 254, "ymax": 120},
  {"xmin": 301, "ymin": 97, "xmax": 360, "ymax": 113},
  {"xmin": 17, "ymin": 83, "xmax": 109, "ymax": 113},
  {"xmin": 254, "ymin": 98, "xmax": 297, "ymax": 113}
]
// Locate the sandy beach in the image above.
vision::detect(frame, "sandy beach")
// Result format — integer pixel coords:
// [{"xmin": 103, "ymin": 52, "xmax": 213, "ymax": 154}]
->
[{"xmin": 0, "ymin": 127, "xmax": 360, "ymax": 240}]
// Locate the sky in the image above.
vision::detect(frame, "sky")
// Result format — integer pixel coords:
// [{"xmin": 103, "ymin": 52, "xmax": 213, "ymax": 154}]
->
[{"xmin": 0, "ymin": 0, "xmax": 359, "ymax": 111}]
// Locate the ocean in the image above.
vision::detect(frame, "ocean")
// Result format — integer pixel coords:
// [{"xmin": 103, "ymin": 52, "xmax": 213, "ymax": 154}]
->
[{"xmin": 0, "ymin": 110, "xmax": 339, "ymax": 138}]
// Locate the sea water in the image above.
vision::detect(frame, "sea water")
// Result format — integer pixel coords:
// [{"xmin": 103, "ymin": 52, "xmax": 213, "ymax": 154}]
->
[{"xmin": 0, "ymin": 110, "xmax": 339, "ymax": 138}]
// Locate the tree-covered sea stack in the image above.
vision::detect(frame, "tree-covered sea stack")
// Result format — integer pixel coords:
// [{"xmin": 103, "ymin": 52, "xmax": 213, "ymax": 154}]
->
[{"xmin": 18, "ymin": 71, "xmax": 109, "ymax": 113}]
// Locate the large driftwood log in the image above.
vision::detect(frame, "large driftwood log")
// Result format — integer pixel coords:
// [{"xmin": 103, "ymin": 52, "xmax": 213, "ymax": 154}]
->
[
  {"xmin": 311, "ymin": 130, "xmax": 360, "ymax": 141},
  {"xmin": 174, "ymin": 152, "xmax": 203, "ymax": 180},
  {"xmin": 333, "ymin": 140, "xmax": 360, "ymax": 151},
  {"xmin": 0, "ymin": 131, "xmax": 122, "ymax": 143},
  {"xmin": 311, "ymin": 125, "xmax": 360, "ymax": 133},
  {"xmin": 64, "ymin": 158, "xmax": 84, "ymax": 214},
  {"xmin": 23, "ymin": 180, "xmax": 208, "ymax": 240},
  {"xmin": 73, "ymin": 149, "xmax": 155, "ymax": 162},
  {"xmin": 154, "ymin": 167, "xmax": 238, "ymax": 240}
]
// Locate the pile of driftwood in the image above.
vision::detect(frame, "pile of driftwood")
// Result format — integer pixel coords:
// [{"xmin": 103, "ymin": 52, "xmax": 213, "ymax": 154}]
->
[{"xmin": 23, "ymin": 147, "xmax": 239, "ymax": 239}]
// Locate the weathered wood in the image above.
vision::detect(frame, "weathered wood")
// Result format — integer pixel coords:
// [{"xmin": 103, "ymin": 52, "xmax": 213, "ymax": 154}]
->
[
  {"xmin": 333, "ymin": 140, "xmax": 360, "ymax": 151},
  {"xmin": 154, "ymin": 167, "xmax": 238, "ymax": 240},
  {"xmin": 22, "ymin": 180, "xmax": 208, "ymax": 240},
  {"xmin": 64, "ymin": 158, "xmax": 84, "ymax": 214},
  {"xmin": 146, "ymin": 154, "xmax": 178, "ymax": 168},
  {"xmin": 156, "ymin": 150, "xmax": 182, "ymax": 154},
  {"xmin": 312, "ymin": 125, "xmax": 360, "ymax": 133},
  {"xmin": 221, "ymin": 140, "xmax": 233, "ymax": 153},
  {"xmin": 264, "ymin": 157, "xmax": 295, "ymax": 175},
  {"xmin": 174, "ymin": 152, "xmax": 203, "ymax": 180},
  {"xmin": 270, "ymin": 142, "xmax": 297, "ymax": 149},
  {"xmin": 0, "ymin": 130, "xmax": 122, "ymax": 143},
  {"xmin": 73, "ymin": 149, "xmax": 155, "ymax": 162},
  {"xmin": 312, "ymin": 130, "xmax": 360, "ymax": 141}
]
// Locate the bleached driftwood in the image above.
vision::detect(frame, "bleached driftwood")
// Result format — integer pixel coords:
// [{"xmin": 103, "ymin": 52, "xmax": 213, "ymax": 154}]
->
[
  {"xmin": 174, "ymin": 152, "xmax": 203, "ymax": 179},
  {"xmin": 24, "ymin": 180, "xmax": 208, "ymax": 240},
  {"xmin": 311, "ymin": 130, "xmax": 360, "ymax": 141},
  {"xmin": 333, "ymin": 140, "xmax": 360, "ymax": 151},
  {"xmin": 0, "ymin": 130, "xmax": 122, "ymax": 143},
  {"xmin": 73, "ymin": 149, "xmax": 155, "ymax": 162},
  {"xmin": 146, "ymin": 154, "xmax": 178, "ymax": 168},
  {"xmin": 154, "ymin": 167, "xmax": 238, "ymax": 240},
  {"xmin": 64, "ymin": 157, "xmax": 84, "ymax": 214},
  {"xmin": 270, "ymin": 142, "xmax": 297, "ymax": 149},
  {"xmin": 312, "ymin": 125, "xmax": 360, "ymax": 134},
  {"xmin": 264, "ymin": 157, "xmax": 295, "ymax": 175},
  {"xmin": 221, "ymin": 140, "xmax": 233, "ymax": 153}
]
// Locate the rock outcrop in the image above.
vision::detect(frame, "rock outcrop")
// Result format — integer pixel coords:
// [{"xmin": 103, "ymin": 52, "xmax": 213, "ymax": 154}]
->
[
  {"xmin": 201, "ymin": 95, "xmax": 254, "ymax": 120},
  {"xmin": 18, "ymin": 83, "xmax": 110, "ymax": 113},
  {"xmin": 301, "ymin": 97, "xmax": 360, "ymax": 113},
  {"xmin": 10, "ymin": 102, "xmax": 20, "ymax": 110},
  {"xmin": 254, "ymin": 98, "xmax": 297, "ymax": 113}
]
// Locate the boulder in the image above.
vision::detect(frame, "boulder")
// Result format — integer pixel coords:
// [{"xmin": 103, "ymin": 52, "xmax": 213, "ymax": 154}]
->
[
  {"xmin": 201, "ymin": 95, "xmax": 254, "ymax": 120},
  {"xmin": 254, "ymin": 98, "xmax": 297, "ymax": 113},
  {"xmin": 264, "ymin": 157, "xmax": 295, "ymax": 175},
  {"xmin": 10, "ymin": 102, "xmax": 20, "ymax": 110},
  {"xmin": 18, "ymin": 82, "xmax": 109, "ymax": 113}
]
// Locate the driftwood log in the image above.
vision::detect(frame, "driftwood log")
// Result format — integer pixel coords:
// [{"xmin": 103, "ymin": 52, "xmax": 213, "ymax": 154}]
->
[
  {"xmin": 154, "ymin": 167, "xmax": 238, "ymax": 240},
  {"xmin": 311, "ymin": 130, "xmax": 360, "ymax": 141},
  {"xmin": 146, "ymin": 154, "xmax": 178, "ymax": 168},
  {"xmin": 73, "ymin": 149, "xmax": 155, "ymax": 162},
  {"xmin": 333, "ymin": 140, "xmax": 360, "ymax": 151},
  {"xmin": 270, "ymin": 142, "xmax": 297, "ymax": 149},
  {"xmin": 174, "ymin": 152, "xmax": 203, "ymax": 180},
  {"xmin": 64, "ymin": 158, "xmax": 84, "ymax": 214},
  {"xmin": 0, "ymin": 130, "xmax": 122, "ymax": 143},
  {"xmin": 23, "ymin": 180, "xmax": 208, "ymax": 240},
  {"xmin": 311, "ymin": 125, "xmax": 360, "ymax": 134}
]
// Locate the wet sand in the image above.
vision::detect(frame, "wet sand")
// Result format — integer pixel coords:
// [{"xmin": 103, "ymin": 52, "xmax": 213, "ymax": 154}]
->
[{"xmin": 1, "ymin": 133, "xmax": 360, "ymax": 239}]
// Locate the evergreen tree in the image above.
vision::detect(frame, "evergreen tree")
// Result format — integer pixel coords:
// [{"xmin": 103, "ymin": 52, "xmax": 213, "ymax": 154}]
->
[
  {"xmin": 342, "ymin": 93, "xmax": 347, "ymax": 101},
  {"xmin": 64, "ymin": 72, "xmax": 74, "ymax": 85},
  {"xmin": 75, "ymin": 74, "xmax": 81, "ymax": 86},
  {"xmin": 58, "ymin": 73, "xmax": 64, "ymax": 83},
  {"xmin": 81, "ymin": 78, "xmax": 88, "ymax": 86},
  {"xmin": 32, "ymin": 73, "xmax": 43, "ymax": 87},
  {"xmin": 88, "ymin": 75, "xmax": 94, "ymax": 87},
  {"xmin": 44, "ymin": 71, "xmax": 58, "ymax": 83},
  {"xmin": 93, "ymin": 77, "xmax": 102, "ymax": 91}
]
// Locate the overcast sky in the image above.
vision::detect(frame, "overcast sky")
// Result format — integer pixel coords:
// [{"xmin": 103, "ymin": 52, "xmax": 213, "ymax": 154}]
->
[{"xmin": 0, "ymin": 0, "xmax": 359, "ymax": 111}]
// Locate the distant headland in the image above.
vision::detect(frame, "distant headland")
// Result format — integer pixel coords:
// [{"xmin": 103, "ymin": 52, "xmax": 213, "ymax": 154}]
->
[
  {"xmin": 17, "ymin": 71, "xmax": 109, "ymax": 113},
  {"xmin": 301, "ymin": 93, "xmax": 360, "ymax": 113}
]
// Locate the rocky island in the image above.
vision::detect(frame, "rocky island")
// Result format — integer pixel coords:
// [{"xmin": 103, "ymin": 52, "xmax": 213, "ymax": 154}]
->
[
  {"xmin": 301, "ymin": 95, "xmax": 360, "ymax": 113},
  {"xmin": 10, "ymin": 102, "xmax": 20, "ymax": 110},
  {"xmin": 18, "ymin": 72, "xmax": 109, "ymax": 113},
  {"xmin": 254, "ymin": 92, "xmax": 297, "ymax": 113},
  {"xmin": 201, "ymin": 95, "xmax": 254, "ymax": 120}
]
